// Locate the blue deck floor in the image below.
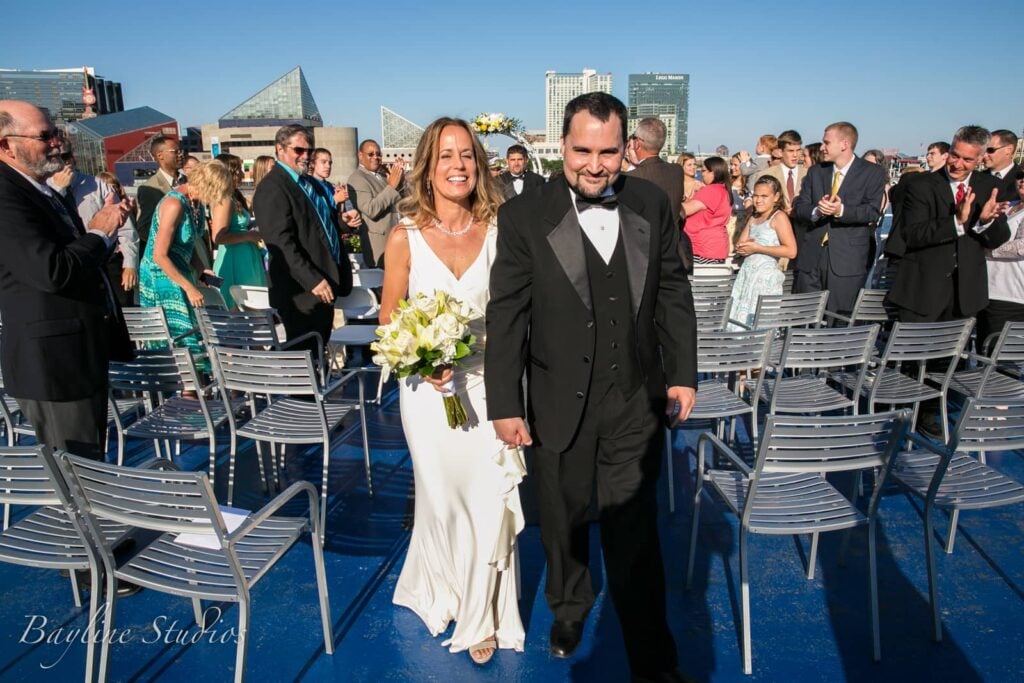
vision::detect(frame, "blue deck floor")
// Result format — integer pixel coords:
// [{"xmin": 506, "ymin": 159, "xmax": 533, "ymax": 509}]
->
[{"xmin": 1, "ymin": 387, "xmax": 1022, "ymax": 682}]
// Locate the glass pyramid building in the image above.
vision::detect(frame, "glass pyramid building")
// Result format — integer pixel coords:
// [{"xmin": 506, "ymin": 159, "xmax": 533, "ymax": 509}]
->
[
  {"xmin": 381, "ymin": 107, "xmax": 424, "ymax": 148},
  {"xmin": 219, "ymin": 67, "xmax": 323, "ymax": 129}
]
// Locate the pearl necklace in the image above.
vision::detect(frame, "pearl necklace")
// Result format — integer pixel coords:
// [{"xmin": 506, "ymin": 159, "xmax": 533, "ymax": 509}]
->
[{"xmin": 432, "ymin": 215, "xmax": 474, "ymax": 236}]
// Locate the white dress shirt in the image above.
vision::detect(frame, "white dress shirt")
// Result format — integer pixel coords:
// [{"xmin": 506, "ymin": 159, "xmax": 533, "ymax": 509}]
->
[
  {"xmin": 511, "ymin": 175, "xmax": 524, "ymax": 195},
  {"xmin": 569, "ymin": 186, "xmax": 619, "ymax": 264},
  {"xmin": 948, "ymin": 171, "xmax": 993, "ymax": 237}
]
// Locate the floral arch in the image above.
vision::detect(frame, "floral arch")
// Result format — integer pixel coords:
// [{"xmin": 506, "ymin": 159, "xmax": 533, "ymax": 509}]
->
[{"xmin": 471, "ymin": 113, "xmax": 544, "ymax": 176}]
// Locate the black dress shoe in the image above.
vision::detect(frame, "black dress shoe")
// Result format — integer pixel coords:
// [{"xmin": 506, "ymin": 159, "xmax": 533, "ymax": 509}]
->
[{"xmin": 549, "ymin": 620, "xmax": 583, "ymax": 658}]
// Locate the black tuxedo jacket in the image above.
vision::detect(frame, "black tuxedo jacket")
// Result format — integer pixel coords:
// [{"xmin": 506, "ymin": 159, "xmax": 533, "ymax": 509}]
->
[
  {"xmin": 0, "ymin": 162, "xmax": 131, "ymax": 401},
  {"xmin": 497, "ymin": 170, "xmax": 545, "ymax": 200},
  {"xmin": 252, "ymin": 165, "xmax": 352, "ymax": 331},
  {"xmin": 986, "ymin": 163, "xmax": 1023, "ymax": 202},
  {"xmin": 886, "ymin": 170, "xmax": 1010, "ymax": 318},
  {"xmin": 792, "ymin": 157, "xmax": 887, "ymax": 277},
  {"xmin": 485, "ymin": 175, "xmax": 697, "ymax": 453}
]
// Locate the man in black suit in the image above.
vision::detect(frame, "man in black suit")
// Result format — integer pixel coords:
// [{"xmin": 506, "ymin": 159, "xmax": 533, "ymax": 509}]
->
[
  {"xmin": 982, "ymin": 129, "xmax": 1022, "ymax": 202},
  {"xmin": 0, "ymin": 100, "xmax": 133, "ymax": 459},
  {"xmin": 793, "ymin": 121, "xmax": 887, "ymax": 314},
  {"xmin": 485, "ymin": 93, "xmax": 696, "ymax": 682},
  {"xmin": 886, "ymin": 125, "xmax": 1010, "ymax": 435},
  {"xmin": 625, "ymin": 117, "xmax": 684, "ymax": 227},
  {"xmin": 496, "ymin": 144, "xmax": 545, "ymax": 200},
  {"xmin": 252, "ymin": 125, "xmax": 352, "ymax": 355}
]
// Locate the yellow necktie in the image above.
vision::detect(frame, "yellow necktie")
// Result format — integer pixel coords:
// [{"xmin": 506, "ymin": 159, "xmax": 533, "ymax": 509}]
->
[{"xmin": 822, "ymin": 170, "xmax": 841, "ymax": 246}]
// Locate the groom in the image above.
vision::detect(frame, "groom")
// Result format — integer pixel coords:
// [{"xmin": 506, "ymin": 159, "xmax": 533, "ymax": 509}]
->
[{"xmin": 485, "ymin": 92, "xmax": 697, "ymax": 682}]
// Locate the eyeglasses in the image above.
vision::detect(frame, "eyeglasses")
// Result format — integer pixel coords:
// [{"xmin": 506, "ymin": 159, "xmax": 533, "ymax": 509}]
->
[
  {"xmin": 59, "ymin": 152, "xmax": 74, "ymax": 162},
  {"xmin": 159, "ymin": 148, "xmax": 182, "ymax": 156},
  {"xmin": 288, "ymin": 145, "xmax": 315, "ymax": 156},
  {"xmin": 5, "ymin": 129, "xmax": 63, "ymax": 143},
  {"xmin": 986, "ymin": 144, "xmax": 1012, "ymax": 154}
]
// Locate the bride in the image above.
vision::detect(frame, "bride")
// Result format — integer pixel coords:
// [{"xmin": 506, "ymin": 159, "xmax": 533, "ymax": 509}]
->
[{"xmin": 379, "ymin": 117, "xmax": 526, "ymax": 665}]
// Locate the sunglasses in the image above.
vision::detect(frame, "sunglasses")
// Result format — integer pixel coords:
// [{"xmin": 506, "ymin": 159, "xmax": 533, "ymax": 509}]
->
[
  {"xmin": 60, "ymin": 152, "xmax": 74, "ymax": 162},
  {"xmin": 5, "ymin": 129, "xmax": 63, "ymax": 143},
  {"xmin": 288, "ymin": 145, "xmax": 315, "ymax": 156},
  {"xmin": 986, "ymin": 144, "xmax": 1011, "ymax": 154}
]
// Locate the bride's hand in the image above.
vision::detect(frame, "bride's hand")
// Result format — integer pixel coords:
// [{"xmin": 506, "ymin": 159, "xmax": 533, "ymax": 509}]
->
[{"xmin": 423, "ymin": 365, "xmax": 454, "ymax": 393}]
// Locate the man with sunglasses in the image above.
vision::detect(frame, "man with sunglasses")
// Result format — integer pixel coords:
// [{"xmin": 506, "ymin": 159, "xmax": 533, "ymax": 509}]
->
[
  {"xmin": 0, "ymin": 100, "xmax": 133, "ymax": 460},
  {"xmin": 982, "ymin": 129, "xmax": 1022, "ymax": 202},
  {"xmin": 346, "ymin": 139, "xmax": 403, "ymax": 267},
  {"xmin": 48, "ymin": 144, "xmax": 139, "ymax": 306},
  {"xmin": 136, "ymin": 134, "xmax": 184, "ymax": 246},
  {"xmin": 253, "ymin": 125, "xmax": 352, "ymax": 358}
]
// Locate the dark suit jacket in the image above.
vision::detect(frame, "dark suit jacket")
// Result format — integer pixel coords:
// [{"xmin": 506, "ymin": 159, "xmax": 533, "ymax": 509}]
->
[
  {"xmin": 135, "ymin": 170, "xmax": 173, "ymax": 245},
  {"xmin": 497, "ymin": 170, "xmax": 545, "ymax": 201},
  {"xmin": 0, "ymin": 162, "xmax": 131, "ymax": 401},
  {"xmin": 625, "ymin": 156, "xmax": 684, "ymax": 226},
  {"xmin": 792, "ymin": 157, "xmax": 887, "ymax": 278},
  {"xmin": 886, "ymin": 170, "xmax": 1010, "ymax": 318},
  {"xmin": 986, "ymin": 163, "xmax": 1023, "ymax": 202},
  {"xmin": 252, "ymin": 165, "xmax": 352, "ymax": 337},
  {"xmin": 485, "ymin": 176, "xmax": 697, "ymax": 453},
  {"xmin": 886, "ymin": 171, "xmax": 931, "ymax": 251}
]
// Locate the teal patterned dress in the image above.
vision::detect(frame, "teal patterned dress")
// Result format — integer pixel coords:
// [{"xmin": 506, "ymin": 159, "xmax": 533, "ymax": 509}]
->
[
  {"xmin": 139, "ymin": 191, "xmax": 205, "ymax": 363},
  {"xmin": 212, "ymin": 204, "xmax": 266, "ymax": 308}
]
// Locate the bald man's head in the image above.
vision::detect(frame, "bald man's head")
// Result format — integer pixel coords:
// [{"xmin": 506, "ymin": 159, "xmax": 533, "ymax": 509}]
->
[{"xmin": 0, "ymin": 100, "xmax": 65, "ymax": 180}]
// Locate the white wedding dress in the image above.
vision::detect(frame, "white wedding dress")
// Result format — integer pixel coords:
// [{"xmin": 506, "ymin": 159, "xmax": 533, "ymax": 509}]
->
[{"xmin": 392, "ymin": 218, "xmax": 526, "ymax": 654}]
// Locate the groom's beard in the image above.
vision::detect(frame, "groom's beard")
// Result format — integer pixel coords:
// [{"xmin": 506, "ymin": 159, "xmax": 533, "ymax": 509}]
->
[{"xmin": 568, "ymin": 170, "xmax": 618, "ymax": 199}]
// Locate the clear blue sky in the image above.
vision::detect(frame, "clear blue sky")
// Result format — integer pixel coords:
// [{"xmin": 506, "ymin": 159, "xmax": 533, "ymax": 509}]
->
[{"xmin": 3, "ymin": 0, "xmax": 1020, "ymax": 155}]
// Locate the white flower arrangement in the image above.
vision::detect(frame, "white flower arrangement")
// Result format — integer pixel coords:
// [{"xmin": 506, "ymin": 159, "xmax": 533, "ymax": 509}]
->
[
  {"xmin": 471, "ymin": 112, "xmax": 523, "ymax": 136},
  {"xmin": 371, "ymin": 290, "xmax": 479, "ymax": 428}
]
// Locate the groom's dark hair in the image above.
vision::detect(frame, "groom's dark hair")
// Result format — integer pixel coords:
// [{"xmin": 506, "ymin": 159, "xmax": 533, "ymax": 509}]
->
[{"xmin": 562, "ymin": 92, "xmax": 627, "ymax": 144}]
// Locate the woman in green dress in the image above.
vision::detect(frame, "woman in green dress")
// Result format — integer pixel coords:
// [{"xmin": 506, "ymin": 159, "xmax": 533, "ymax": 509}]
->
[
  {"xmin": 212, "ymin": 153, "xmax": 265, "ymax": 308},
  {"xmin": 138, "ymin": 160, "xmax": 233, "ymax": 361}
]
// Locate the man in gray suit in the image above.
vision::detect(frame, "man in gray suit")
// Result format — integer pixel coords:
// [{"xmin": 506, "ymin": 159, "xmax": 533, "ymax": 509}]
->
[{"xmin": 346, "ymin": 140, "xmax": 403, "ymax": 267}]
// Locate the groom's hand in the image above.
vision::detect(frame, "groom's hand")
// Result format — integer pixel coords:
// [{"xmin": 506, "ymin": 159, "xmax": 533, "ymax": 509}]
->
[
  {"xmin": 666, "ymin": 386, "xmax": 696, "ymax": 428},
  {"xmin": 494, "ymin": 418, "xmax": 533, "ymax": 447}
]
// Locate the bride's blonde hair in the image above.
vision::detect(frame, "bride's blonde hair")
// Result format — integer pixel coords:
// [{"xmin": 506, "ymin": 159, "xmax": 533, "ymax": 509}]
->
[{"xmin": 398, "ymin": 117, "xmax": 504, "ymax": 228}]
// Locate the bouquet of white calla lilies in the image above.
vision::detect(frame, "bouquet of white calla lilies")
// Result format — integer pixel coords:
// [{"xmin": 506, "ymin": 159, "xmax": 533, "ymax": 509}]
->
[{"xmin": 371, "ymin": 290, "xmax": 479, "ymax": 428}]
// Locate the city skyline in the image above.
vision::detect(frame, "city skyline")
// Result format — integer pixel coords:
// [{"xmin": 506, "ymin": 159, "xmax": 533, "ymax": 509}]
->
[{"xmin": 2, "ymin": 0, "xmax": 1020, "ymax": 156}]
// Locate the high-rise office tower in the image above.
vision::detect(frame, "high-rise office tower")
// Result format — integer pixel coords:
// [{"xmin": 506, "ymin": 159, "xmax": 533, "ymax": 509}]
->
[
  {"xmin": 544, "ymin": 69, "xmax": 613, "ymax": 144},
  {"xmin": 627, "ymin": 73, "xmax": 690, "ymax": 155}
]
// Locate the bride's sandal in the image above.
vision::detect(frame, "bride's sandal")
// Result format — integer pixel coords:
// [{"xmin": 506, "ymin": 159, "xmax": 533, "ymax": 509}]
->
[{"xmin": 468, "ymin": 637, "xmax": 497, "ymax": 665}]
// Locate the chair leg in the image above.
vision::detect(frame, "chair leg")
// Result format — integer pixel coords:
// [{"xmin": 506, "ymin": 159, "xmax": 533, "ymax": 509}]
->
[
  {"xmin": 940, "ymin": 397, "xmax": 950, "ymax": 444},
  {"xmin": 233, "ymin": 598, "xmax": 250, "ymax": 683},
  {"xmin": 69, "ymin": 568, "xmax": 83, "ymax": 608},
  {"xmin": 664, "ymin": 426, "xmax": 675, "ymax": 514},
  {"xmin": 807, "ymin": 532, "xmax": 820, "ymax": 580},
  {"xmin": 740, "ymin": 528, "xmax": 752, "ymax": 675},
  {"xmin": 98, "ymin": 576, "xmax": 118, "ymax": 683},
  {"xmin": 84, "ymin": 568, "xmax": 101, "ymax": 683},
  {"xmin": 310, "ymin": 523, "xmax": 335, "ymax": 654},
  {"xmin": 2, "ymin": 503, "xmax": 10, "ymax": 531},
  {"xmin": 358, "ymin": 374, "xmax": 373, "ymax": 496},
  {"xmin": 228, "ymin": 431, "xmax": 239, "ymax": 507},
  {"xmin": 686, "ymin": 485, "xmax": 703, "ymax": 588},
  {"xmin": 192, "ymin": 598, "xmax": 204, "ymax": 629},
  {"xmin": 208, "ymin": 440, "xmax": 217, "ymax": 490},
  {"xmin": 944, "ymin": 508, "xmax": 960, "ymax": 554},
  {"xmin": 320, "ymin": 443, "xmax": 330, "ymax": 547},
  {"xmin": 869, "ymin": 518, "xmax": 881, "ymax": 661},
  {"xmin": 924, "ymin": 502, "xmax": 943, "ymax": 641},
  {"xmin": 116, "ymin": 426, "xmax": 125, "ymax": 466}
]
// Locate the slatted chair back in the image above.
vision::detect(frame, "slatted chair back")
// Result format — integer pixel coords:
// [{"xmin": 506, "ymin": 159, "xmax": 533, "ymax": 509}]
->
[
  {"xmin": 335, "ymin": 287, "xmax": 380, "ymax": 322},
  {"xmin": 0, "ymin": 447, "xmax": 65, "ymax": 516},
  {"xmin": 690, "ymin": 274, "xmax": 735, "ymax": 299},
  {"xmin": 211, "ymin": 347, "xmax": 320, "ymax": 398},
  {"xmin": 849, "ymin": 289, "xmax": 898, "ymax": 324},
  {"xmin": 878, "ymin": 320, "xmax": 974, "ymax": 374},
  {"xmin": 986, "ymin": 320, "xmax": 1024, "ymax": 362},
  {"xmin": 352, "ymin": 268, "xmax": 384, "ymax": 289},
  {"xmin": 693, "ymin": 294, "xmax": 732, "ymax": 332},
  {"xmin": 950, "ymin": 398, "xmax": 1024, "ymax": 456},
  {"xmin": 197, "ymin": 306, "xmax": 280, "ymax": 350},
  {"xmin": 698, "ymin": 328, "xmax": 772, "ymax": 376},
  {"xmin": 122, "ymin": 306, "xmax": 173, "ymax": 348},
  {"xmin": 778, "ymin": 324, "xmax": 878, "ymax": 371},
  {"xmin": 108, "ymin": 347, "xmax": 202, "ymax": 395},
  {"xmin": 229, "ymin": 285, "xmax": 272, "ymax": 312},
  {"xmin": 751, "ymin": 290, "xmax": 829, "ymax": 331}
]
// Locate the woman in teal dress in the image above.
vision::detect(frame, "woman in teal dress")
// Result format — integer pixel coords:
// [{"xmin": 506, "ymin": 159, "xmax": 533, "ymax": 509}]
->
[
  {"xmin": 139, "ymin": 160, "xmax": 233, "ymax": 361},
  {"xmin": 212, "ymin": 154, "xmax": 265, "ymax": 308}
]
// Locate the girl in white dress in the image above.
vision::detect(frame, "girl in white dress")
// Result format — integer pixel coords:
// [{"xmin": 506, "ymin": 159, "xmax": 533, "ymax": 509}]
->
[{"xmin": 379, "ymin": 117, "xmax": 526, "ymax": 665}]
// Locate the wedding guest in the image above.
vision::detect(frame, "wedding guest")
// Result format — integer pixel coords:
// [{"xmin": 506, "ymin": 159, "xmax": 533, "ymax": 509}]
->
[
  {"xmin": 310, "ymin": 147, "xmax": 362, "ymax": 231},
  {"xmin": 139, "ymin": 160, "xmax": 232, "ymax": 363},
  {"xmin": 924, "ymin": 141, "xmax": 949, "ymax": 172},
  {"xmin": 676, "ymin": 152, "xmax": 703, "ymax": 202},
  {"xmin": 729, "ymin": 153, "xmax": 752, "ymax": 249},
  {"xmin": 978, "ymin": 171, "xmax": 1024, "ymax": 350},
  {"xmin": 348, "ymin": 139, "xmax": 404, "ymax": 267},
  {"xmin": 182, "ymin": 155, "xmax": 201, "ymax": 178},
  {"xmin": 136, "ymin": 134, "xmax": 184, "ymax": 247},
  {"xmin": 251, "ymin": 155, "xmax": 275, "ymax": 188},
  {"xmin": 804, "ymin": 142, "xmax": 824, "ymax": 167},
  {"xmin": 486, "ymin": 92, "xmax": 695, "ymax": 682},
  {"xmin": 497, "ymin": 144, "xmax": 544, "ymax": 199},
  {"xmin": 210, "ymin": 154, "xmax": 265, "ymax": 308},
  {"xmin": 683, "ymin": 156, "xmax": 732, "ymax": 265},
  {"xmin": 379, "ymin": 117, "xmax": 523, "ymax": 665},
  {"xmin": 729, "ymin": 176, "xmax": 797, "ymax": 327},
  {"xmin": 741, "ymin": 134, "xmax": 778, "ymax": 191}
]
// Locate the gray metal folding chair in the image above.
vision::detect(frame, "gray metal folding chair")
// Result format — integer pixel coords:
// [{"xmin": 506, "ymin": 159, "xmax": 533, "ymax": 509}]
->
[
  {"xmin": 752, "ymin": 324, "xmax": 879, "ymax": 417},
  {"xmin": 891, "ymin": 398, "xmax": 1024, "ymax": 641},
  {"xmin": 107, "ymin": 347, "xmax": 230, "ymax": 478},
  {"xmin": 942, "ymin": 320, "xmax": 1024, "ymax": 403},
  {"xmin": 665, "ymin": 328, "xmax": 771, "ymax": 513},
  {"xmin": 197, "ymin": 306, "xmax": 324, "ymax": 382},
  {"xmin": 59, "ymin": 453, "xmax": 333, "ymax": 683},
  {"xmin": 210, "ymin": 347, "xmax": 362, "ymax": 545},
  {"xmin": 687, "ymin": 410, "xmax": 911, "ymax": 674},
  {"xmin": 731, "ymin": 290, "xmax": 830, "ymax": 363},
  {"xmin": 825, "ymin": 288, "xmax": 898, "ymax": 327},
  {"xmin": 122, "ymin": 306, "xmax": 174, "ymax": 348},
  {"xmin": 834, "ymin": 319, "xmax": 973, "ymax": 443},
  {"xmin": 693, "ymin": 293, "xmax": 732, "ymax": 332},
  {"xmin": 690, "ymin": 272, "xmax": 735, "ymax": 299},
  {"xmin": 0, "ymin": 446, "xmax": 133, "ymax": 683}
]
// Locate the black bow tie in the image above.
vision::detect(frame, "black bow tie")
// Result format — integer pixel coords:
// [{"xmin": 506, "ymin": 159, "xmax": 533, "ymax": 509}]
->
[
  {"xmin": 510, "ymin": 174, "xmax": 524, "ymax": 180},
  {"xmin": 575, "ymin": 193, "xmax": 619, "ymax": 212}
]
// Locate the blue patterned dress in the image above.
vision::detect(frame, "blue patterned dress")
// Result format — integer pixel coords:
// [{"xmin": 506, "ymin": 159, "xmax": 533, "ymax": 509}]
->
[
  {"xmin": 139, "ymin": 191, "xmax": 205, "ymax": 362},
  {"xmin": 729, "ymin": 211, "xmax": 785, "ymax": 329},
  {"xmin": 212, "ymin": 204, "xmax": 266, "ymax": 308}
]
